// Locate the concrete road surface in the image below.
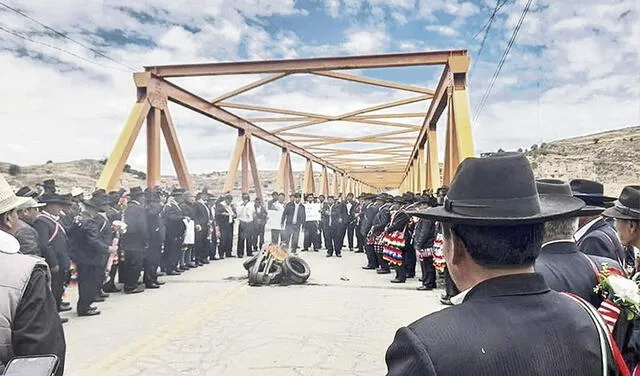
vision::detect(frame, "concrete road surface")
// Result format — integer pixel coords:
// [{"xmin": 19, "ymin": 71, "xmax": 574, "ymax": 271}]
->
[{"xmin": 63, "ymin": 250, "xmax": 445, "ymax": 376}]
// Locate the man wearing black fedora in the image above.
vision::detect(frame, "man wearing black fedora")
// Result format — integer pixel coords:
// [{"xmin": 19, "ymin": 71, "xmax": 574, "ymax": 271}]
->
[
  {"xmin": 33, "ymin": 193, "xmax": 74, "ymax": 315},
  {"xmin": 602, "ymin": 185, "xmax": 640, "ymax": 371},
  {"xmin": 386, "ymin": 153, "xmax": 609, "ymax": 375},
  {"xmin": 120, "ymin": 187, "xmax": 148, "ymax": 293},
  {"xmin": 603, "ymin": 185, "xmax": 640, "ymax": 259},
  {"xmin": 535, "ymin": 179, "xmax": 622, "ymax": 307},
  {"xmin": 571, "ymin": 179, "xmax": 627, "ymax": 267},
  {"xmin": 73, "ymin": 193, "xmax": 115, "ymax": 316},
  {"xmin": 162, "ymin": 188, "xmax": 187, "ymax": 275}
]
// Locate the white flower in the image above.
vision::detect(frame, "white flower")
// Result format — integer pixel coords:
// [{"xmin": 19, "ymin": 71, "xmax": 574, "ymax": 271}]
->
[{"xmin": 608, "ymin": 275, "xmax": 640, "ymax": 304}]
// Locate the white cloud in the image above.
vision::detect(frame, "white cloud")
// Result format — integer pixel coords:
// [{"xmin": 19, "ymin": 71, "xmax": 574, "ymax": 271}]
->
[
  {"xmin": 342, "ymin": 28, "xmax": 390, "ymax": 54},
  {"xmin": 425, "ymin": 25, "xmax": 459, "ymax": 37},
  {"xmin": 391, "ymin": 11, "xmax": 408, "ymax": 25},
  {"xmin": 418, "ymin": 0, "xmax": 479, "ymax": 20}
]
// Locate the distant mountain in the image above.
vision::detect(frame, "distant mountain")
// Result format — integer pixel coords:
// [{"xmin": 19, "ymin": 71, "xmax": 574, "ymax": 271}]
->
[{"xmin": 2, "ymin": 126, "xmax": 638, "ymax": 197}]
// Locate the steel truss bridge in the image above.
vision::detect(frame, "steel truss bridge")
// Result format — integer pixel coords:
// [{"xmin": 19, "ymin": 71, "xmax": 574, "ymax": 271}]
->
[{"xmin": 96, "ymin": 50, "xmax": 474, "ymax": 197}]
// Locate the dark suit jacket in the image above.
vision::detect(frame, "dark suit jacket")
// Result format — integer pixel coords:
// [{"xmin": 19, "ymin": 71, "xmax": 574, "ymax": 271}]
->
[
  {"xmin": 360, "ymin": 203, "xmax": 378, "ymax": 237},
  {"xmin": 326, "ymin": 203, "xmax": 348, "ymax": 228},
  {"xmin": 73, "ymin": 214, "xmax": 111, "ymax": 266},
  {"xmin": 120, "ymin": 201, "xmax": 148, "ymax": 252},
  {"xmin": 535, "ymin": 240, "xmax": 621, "ymax": 307},
  {"xmin": 371, "ymin": 207, "xmax": 391, "ymax": 234},
  {"xmin": 281, "ymin": 202, "xmax": 305, "ymax": 226},
  {"xmin": 162, "ymin": 203, "xmax": 185, "ymax": 240},
  {"xmin": 385, "ymin": 273, "xmax": 604, "ymax": 376},
  {"xmin": 146, "ymin": 202, "xmax": 165, "ymax": 246},
  {"xmin": 577, "ymin": 217, "xmax": 625, "ymax": 265},
  {"xmin": 413, "ymin": 218, "xmax": 436, "ymax": 250},
  {"xmin": 33, "ymin": 213, "xmax": 70, "ymax": 271}
]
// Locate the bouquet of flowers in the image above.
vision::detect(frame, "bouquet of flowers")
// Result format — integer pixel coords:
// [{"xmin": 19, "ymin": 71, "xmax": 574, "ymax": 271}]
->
[{"xmin": 594, "ymin": 264, "xmax": 640, "ymax": 329}]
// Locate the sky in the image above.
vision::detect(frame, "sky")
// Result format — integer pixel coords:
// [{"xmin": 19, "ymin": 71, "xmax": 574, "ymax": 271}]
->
[{"xmin": 0, "ymin": 0, "xmax": 638, "ymax": 176}]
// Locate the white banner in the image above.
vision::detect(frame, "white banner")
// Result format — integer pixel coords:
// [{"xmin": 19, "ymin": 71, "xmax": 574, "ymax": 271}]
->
[
  {"xmin": 266, "ymin": 209, "xmax": 284, "ymax": 230},
  {"xmin": 305, "ymin": 203, "xmax": 322, "ymax": 222}
]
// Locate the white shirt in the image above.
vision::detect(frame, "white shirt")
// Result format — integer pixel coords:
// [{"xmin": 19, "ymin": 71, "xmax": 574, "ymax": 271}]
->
[
  {"xmin": 238, "ymin": 201, "xmax": 255, "ymax": 223},
  {"xmin": 541, "ymin": 239, "xmax": 576, "ymax": 248},
  {"xmin": 450, "ymin": 288, "xmax": 470, "ymax": 305}
]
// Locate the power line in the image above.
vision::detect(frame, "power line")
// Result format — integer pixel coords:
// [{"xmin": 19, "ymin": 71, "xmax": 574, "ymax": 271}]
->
[
  {"xmin": 0, "ymin": 25, "xmax": 131, "ymax": 72},
  {"xmin": 469, "ymin": 0, "xmax": 509, "ymax": 78},
  {"xmin": 0, "ymin": 0, "xmax": 138, "ymax": 71},
  {"xmin": 472, "ymin": 0, "xmax": 534, "ymax": 127}
]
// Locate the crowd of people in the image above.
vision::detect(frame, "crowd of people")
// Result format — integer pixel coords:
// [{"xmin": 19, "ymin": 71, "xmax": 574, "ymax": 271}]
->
[{"xmin": 0, "ymin": 151, "xmax": 639, "ymax": 374}]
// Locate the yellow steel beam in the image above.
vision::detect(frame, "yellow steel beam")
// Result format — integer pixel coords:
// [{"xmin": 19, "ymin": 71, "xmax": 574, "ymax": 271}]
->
[{"xmin": 96, "ymin": 99, "xmax": 151, "ymax": 191}]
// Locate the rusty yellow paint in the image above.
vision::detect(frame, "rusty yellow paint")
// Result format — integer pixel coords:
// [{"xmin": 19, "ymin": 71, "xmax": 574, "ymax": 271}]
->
[{"xmin": 96, "ymin": 100, "xmax": 151, "ymax": 191}]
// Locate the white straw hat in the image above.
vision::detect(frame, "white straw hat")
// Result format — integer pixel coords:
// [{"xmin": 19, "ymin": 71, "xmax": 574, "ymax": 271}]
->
[
  {"xmin": 0, "ymin": 174, "xmax": 31, "ymax": 215},
  {"xmin": 16, "ymin": 198, "xmax": 46, "ymax": 210}
]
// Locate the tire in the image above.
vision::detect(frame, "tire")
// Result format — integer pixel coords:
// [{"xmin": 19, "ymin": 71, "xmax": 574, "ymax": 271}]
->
[
  {"xmin": 248, "ymin": 252, "xmax": 267, "ymax": 285},
  {"xmin": 266, "ymin": 264, "xmax": 283, "ymax": 284},
  {"xmin": 283, "ymin": 256, "xmax": 310, "ymax": 284},
  {"xmin": 243, "ymin": 253, "xmax": 259, "ymax": 271}
]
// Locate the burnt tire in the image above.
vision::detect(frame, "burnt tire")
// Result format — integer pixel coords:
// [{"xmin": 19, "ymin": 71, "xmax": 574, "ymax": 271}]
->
[
  {"xmin": 283, "ymin": 256, "xmax": 310, "ymax": 284},
  {"xmin": 243, "ymin": 253, "xmax": 259, "ymax": 271}
]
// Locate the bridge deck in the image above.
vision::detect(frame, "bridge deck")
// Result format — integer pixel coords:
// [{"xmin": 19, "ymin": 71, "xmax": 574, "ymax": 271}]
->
[{"xmin": 64, "ymin": 252, "xmax": 443, "ymax": 376}]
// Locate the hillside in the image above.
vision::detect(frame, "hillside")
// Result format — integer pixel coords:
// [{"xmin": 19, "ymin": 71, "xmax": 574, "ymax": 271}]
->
[
  {"xmin": 526, "ymin": 126, "xmax": 639, "ymax": 196},
  {"xmin": 1, "ymin": 126, "xmax": 638, "ymax": 197}
]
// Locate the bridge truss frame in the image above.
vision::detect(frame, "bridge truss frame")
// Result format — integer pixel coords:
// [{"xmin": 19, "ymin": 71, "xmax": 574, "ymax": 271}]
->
[{"xmin": 96, "ymin": 50, "xmax": 474, "ymax": 196}]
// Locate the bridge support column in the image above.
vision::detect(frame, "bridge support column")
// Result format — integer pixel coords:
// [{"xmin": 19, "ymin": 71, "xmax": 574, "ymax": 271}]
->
[
  {"xmin": 320, "ymin": 166, "xmax": 329, "ymax": 197},
  {"xmin": 97, "ymin": 90, "xmax": 193, "ymax": 192},
  {"xmin": 223, "ymin": 130, "xmax": 263, "ymax": 198},
  {"xmin": 426, "ymin": 126, "xmax": 439, "ymax": 190},
  {"xmin": 443, "ymin": 56, "xmax": 474, "ymax": 186},
  {"xmin": 303, "ymin": 159, "xmax": 315, "ymax": 195},
  {"xmin": 331, "ymin": 171, "xmax": 339, "ymax": 196},
  {"xmin": 276, "ymin": 148, "xmax": 295, "ymax": 200}
]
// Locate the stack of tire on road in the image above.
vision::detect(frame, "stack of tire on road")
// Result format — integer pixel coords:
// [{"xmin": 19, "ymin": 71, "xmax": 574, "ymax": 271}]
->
[{"xmin": 243, "ymin": 244, "xmax": 311, "ymax": 286}]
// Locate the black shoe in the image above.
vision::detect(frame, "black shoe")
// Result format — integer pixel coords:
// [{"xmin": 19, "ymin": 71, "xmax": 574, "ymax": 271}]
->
[
  {"xmin": 336, "ymin": 253, "xmax": 342, "ymax": 258},
  {"xmin": 103, "ymin": 285, "xmax": 121, "ymax": 293},
  {"xmin": 78, "ymin": 310, "xmax": 101, "ymax": 317},
  {"xmin": 187, "ymin": 262, "xmax": 197, "ymax": 268},
  {"xmin": 124, "ymin": 286, "xmax": 145, "ymax": 294},
  {"xmin": 154, "ymin": 280, "xmax": 166, "ymax": 285},
  {"xmin": 407, "ymin": 274, "xmax": 415, "ymax": 279},
  {"xmin": 354, "ymin": 250, "xmax": 364, "ymax": 253},
  {"xmin": 313, "ymin": 249, "xmax": 319, "ymax": 252},
  {"xmin": 93, "ymin": 296, "xmax": 106, "ymax": 303},
  {"xmin": 362, "ymin": 266, "xmax": 375, "ymax": 270},
  {"xmin": 88, "ymin": 305, "xmax": 98, "ymax": 311},
  {"xmin": 390, "ymin": 279, "xmax": 405, "ymax": 283},
  {"xmin": 417, "ymin": 285, "xmax": 435, "ymax": 291},
  {"xmin": 58, "ymin": 305, "xmax": 72, "ymax": 313},
  {"xmin": 376, "ymin": 269, "xmax": 391, "ymax": 274},
  {"xmin": 226, "ymin": 254, "xmax": 235, "ymax": 258},
  {"xmin": 197, "ymin": 260, "xmax": 205, "ymax": 266},
  {"xmin": 166, "ymin": 270, "xmax": 181, "ymax": 276},
  {"xmin": 302, "ymin": 249, "xmax": 308, "ymax": 252},
  {"xmin": 60, "ymin": 316, "xmax": 69, "ymax": 324},
  {"xmin": 61, "ymin": 301, "xmax": 71, "ymax": 308},
  {"xmin": 326, "ymin": 253, "xmax": 333, "ymax": 257},
  {"xmin": 145, "ymin": 283, "xmax": 160, "ymax": 289},
  {"xmin": 349, "ymin": 248, "xmax": 353, "ymax": 252},
  {"xmin": 100, "ymin": 290, "xmax": 110, "ymax": 298}
]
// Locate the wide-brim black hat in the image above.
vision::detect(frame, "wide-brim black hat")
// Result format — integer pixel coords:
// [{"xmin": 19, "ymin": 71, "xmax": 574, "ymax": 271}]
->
[
  {"xmin": 408, "ymin": 153, "xmax": 585, "ymax": 225},
  {"xmin": 602, "ymin": 185, "xmax": 640, "ymax": 221},
  {"xmin": 536, "ymin": 179, "xmax": 604, "ymax": 217},
  {"xmin": 129, "ymin": 186, "xmax": 144, "ymax": 198},
  {"xmin": 83, "ymin": 194, "xmax": 111, "ymax": 211},
  {"xmin": 171, "ymin": 188, "xmax": 186, "ymax": 197},
  {"xmin": 570, "ymin": 179, "xmax": 616, "ymax": 208},
  {"xmin": 39, "ymin": 193, "xmax": 73, "ymax": 206},
  {"xmin": 15, "ymin": 186, "xmax": 39, "ymax": 198}
]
